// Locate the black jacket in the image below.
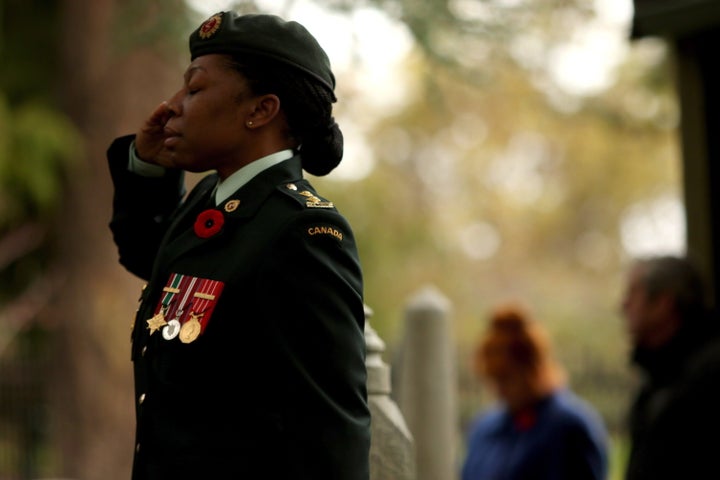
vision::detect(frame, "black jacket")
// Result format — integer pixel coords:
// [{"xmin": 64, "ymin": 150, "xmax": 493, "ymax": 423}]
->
[
  {"xmin": 626, "ymin": 317, "xmax": 720, "ymax": 480},
  {"xmin": 108, "ymin": 135, "xmax": 370, "ymax": 480}
]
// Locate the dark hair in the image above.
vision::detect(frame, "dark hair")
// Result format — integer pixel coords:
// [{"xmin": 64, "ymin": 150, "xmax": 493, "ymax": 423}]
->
[
  {"xmin": 635, "ymin": 255, "xmax": 708, "ymax": 321},
  {"xmin": 224, "ymin": 55, "xmax": 343, "ymax": 176}
]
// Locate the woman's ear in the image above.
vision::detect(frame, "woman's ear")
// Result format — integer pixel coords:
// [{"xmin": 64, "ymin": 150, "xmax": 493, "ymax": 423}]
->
[{"xmin": 245, "ymin": 94, "xmax": 281, "ymax": 128}]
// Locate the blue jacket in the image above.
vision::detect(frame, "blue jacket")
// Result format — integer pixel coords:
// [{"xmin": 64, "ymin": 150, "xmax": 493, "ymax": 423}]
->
[{"xmin": 461, "ymin": 389, "xmax": 608, "ymax": 480}]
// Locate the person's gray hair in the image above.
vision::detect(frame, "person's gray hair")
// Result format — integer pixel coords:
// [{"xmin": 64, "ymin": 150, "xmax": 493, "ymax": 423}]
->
[{"xmin": 634, "ymin": 255, "xmax": 707, "ymax": 321}]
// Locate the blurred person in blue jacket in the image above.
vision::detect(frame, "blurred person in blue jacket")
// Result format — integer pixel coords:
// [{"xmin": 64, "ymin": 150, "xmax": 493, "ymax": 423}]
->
[{"xmin": 461, "ymin": 303, "xmax": 609, "ymax": 480}]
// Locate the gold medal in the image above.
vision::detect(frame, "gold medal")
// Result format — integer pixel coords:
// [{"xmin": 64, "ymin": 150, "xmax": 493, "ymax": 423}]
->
[
  {"xmin": 179, "ymin": 313, "xmax": 203, "ymax": 344},
  {"xmin": 146, "ymin": 312, "xmax": 167, "ymax": 335}
]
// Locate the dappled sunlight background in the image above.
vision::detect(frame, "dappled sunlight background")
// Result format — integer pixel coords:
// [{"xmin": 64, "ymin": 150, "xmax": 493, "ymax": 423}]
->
[
  {"xmin": 185, "ymin": 8, "xmax": 685, "ymax": 464},
  {"xmin": 186, "ymin": 3, "xmax": 685, "ymax": 437}
]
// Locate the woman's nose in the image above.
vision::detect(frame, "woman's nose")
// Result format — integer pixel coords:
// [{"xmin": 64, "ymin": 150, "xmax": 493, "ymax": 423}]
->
[{"xmin": 165, "ymin": 90, "xmax": 183, "ymax": 116}]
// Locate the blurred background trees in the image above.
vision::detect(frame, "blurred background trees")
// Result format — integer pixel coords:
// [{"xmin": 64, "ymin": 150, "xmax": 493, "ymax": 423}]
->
[{"xmin": 0, "ymin": 0, "xmax": 680, "ymax": 478}]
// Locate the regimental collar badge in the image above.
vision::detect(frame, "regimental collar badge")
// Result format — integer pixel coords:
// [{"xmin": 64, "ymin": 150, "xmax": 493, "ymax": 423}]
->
[
  {"xmin": 198, "ymin": 13, "xmax": 223, "ymax": 39},
  {"xmin": 224, "ymin": 199, "xmax": 240, "ymax": 212}
]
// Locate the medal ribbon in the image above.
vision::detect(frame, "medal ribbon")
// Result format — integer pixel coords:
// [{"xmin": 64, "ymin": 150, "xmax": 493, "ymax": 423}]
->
[
  {"xmin": 157, "ymin": 273, "xmax": 183, "ymax": 314},
  {"xmin": 170, "ymin": 275, "xmax": 198, "ymax": 323},
  {"xmin": 191, "ymin": 278, "xmax": 225, "ymax": 334}
]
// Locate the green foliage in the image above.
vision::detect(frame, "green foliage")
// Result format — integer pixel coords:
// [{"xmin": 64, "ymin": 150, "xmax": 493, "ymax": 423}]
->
[
  {"xmin": 0, "ymin": 0, "xmax": 61, "ymax": 105},
  {"xmin": 335, "ymin": 0, "xmax": 597, "ymax": 89},
  {"xmin": 609, "ymin": 433, "xmax": 632, "ymax": 480},
  {"xmin": 0, "ymin": 0, "xmax": 84, "ymax": 232},
  {"xmin": 0, "ymin": 96, "xmax": 82, "ymax": 229}
]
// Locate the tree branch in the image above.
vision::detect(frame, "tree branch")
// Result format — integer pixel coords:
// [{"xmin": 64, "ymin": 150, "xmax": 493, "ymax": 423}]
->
[
  {"xmin": 0, "ymin": 269, "xmax": 65, "ymax": 358},
  {"xmin": 0, "ymin": 223, "xmax": 46, "ymax": 270}
]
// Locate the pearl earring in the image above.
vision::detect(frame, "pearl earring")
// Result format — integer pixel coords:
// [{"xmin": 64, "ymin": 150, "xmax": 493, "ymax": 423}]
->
[{"xmin": 247, "ymin": 121, "xmax": 253, "ymax": 127}]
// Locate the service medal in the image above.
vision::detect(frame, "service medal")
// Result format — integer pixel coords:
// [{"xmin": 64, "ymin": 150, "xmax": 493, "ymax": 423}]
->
[
  {"xmin": 146, "ymin": 312, "xmax": 167, "ymax": 335},
  {"xmin": 162, "ymin": 319, "xmax": 181, "ymax": 340},
  {"xmin": 179, "ymin": 314, "xmax": 202, "ymax": 344}
]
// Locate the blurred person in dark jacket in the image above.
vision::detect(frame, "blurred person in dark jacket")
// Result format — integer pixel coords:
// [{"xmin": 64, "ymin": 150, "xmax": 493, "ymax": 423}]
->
[
  {"xmin": 107, "ymin": 11, "xmax": 369, "ymax": 480},
  {"xmin": 461, "ymin": 303, "xmax": 609, "ymax": 480},
  {"xmin": 621, "ymin": 255, "xmax": 720, "ymax": 480}
]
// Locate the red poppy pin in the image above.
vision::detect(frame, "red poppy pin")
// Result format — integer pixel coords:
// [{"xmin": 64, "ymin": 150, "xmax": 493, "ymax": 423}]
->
[{"xmin": 194, "ymin": 209, "xmax": 225, "ymax": 238}]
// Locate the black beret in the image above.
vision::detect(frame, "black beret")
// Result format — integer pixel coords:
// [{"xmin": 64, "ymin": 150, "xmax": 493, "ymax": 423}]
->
[{"xmin": 189, "ymin": 12, "xmax": 335, "ymax": 94}]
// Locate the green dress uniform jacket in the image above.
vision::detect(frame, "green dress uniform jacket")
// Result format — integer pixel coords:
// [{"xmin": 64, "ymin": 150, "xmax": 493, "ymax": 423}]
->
[{"xmin": 107, "ymin": 135, "xmax": 370, "ymax": 480}]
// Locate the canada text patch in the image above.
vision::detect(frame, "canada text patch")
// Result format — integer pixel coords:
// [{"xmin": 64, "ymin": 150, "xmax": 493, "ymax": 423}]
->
[{"xmin": 307, "ymin": 225, "xmax": 343, "ymax": 241}]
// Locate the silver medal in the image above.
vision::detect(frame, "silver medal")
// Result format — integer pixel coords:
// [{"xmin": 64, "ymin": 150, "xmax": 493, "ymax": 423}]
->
[{"xmin": 162, "ymin": 319, "xmax": 181, "ymax": 340}]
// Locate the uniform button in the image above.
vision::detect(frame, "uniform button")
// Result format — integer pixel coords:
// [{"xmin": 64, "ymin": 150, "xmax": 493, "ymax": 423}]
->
[
  {"xmin": 138, "ymin": 393, "xmax": 146, "ymax": 405},
  {"xmin": 136, "ymin": 443, "xmax": 141, "ymax": 453},
  {"xmin": 142, "ymin": 346, "xmax": 147, "ymax": 356}
]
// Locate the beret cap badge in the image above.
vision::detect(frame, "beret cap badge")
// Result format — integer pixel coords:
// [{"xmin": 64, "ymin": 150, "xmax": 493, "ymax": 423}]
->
[
  {"xmin": 198, "ymin": 13, "xmax": 223, "ymax": 39},
  {"xmin": 188, "ymin": 12, "xmax": 335, "ymax": 95}
]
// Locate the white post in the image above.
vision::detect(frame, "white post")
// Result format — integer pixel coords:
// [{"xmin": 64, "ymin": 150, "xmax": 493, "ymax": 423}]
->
[{"xmin": 396, "ymin": 286, "xmax": 456, "ymax": 480}]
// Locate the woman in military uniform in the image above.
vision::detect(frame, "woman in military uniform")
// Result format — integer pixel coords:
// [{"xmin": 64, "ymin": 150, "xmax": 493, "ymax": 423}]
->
[{"xmin": 107, "ymin": 11, "xmax": 370, "ymax": 479}]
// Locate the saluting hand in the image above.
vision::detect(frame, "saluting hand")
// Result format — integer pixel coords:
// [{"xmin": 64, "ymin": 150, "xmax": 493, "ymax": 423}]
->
[{"xmin": 135, "ymin": 101, "xmax": 175, "ymax": 168}]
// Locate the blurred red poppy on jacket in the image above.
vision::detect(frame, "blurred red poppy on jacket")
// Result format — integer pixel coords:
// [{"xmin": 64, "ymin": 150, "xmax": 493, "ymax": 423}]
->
[{"xmin": 194, "ymin": 209, "xmax": 224, "ymax": 238}]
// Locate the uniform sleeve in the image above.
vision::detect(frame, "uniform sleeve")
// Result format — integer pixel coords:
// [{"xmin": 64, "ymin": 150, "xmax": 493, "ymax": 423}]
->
[
  {"xmin": 107, "ymin": 134, "xmax": 186, "ymax": 280},
  {"xmin": 255, "ymin": 207, "xmax": 370, "ymax": 479}
]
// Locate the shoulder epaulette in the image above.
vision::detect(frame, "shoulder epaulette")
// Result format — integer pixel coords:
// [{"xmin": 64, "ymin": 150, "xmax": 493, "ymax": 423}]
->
[{"xmin": 278, "ymin": 182, "xmax": 335, "ymax": 209}]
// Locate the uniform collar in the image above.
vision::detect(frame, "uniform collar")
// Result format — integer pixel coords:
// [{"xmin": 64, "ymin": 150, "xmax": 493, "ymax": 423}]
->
[{"xmin": 215, "ymin": 149, "xmax": 294, "ymax": 205}]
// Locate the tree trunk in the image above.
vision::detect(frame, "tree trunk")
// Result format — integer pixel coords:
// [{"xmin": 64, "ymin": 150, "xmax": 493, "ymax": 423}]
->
[{"xmin": 49, "ymin": 0, "xmax": 184, "ymax": 477}]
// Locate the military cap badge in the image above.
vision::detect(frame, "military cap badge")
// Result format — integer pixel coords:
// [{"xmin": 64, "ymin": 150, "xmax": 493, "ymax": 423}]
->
[{"xmin": 198, "ymin": 13, "xmax": 223, "ymax": 39}]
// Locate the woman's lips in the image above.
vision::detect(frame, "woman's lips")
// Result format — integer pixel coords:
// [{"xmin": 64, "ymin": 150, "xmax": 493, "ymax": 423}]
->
[
  {"xmin": 163, "ymin": 127, "xmax": 181, "ymax": 147},
  {"xmin": 163, "ymin": 126, "xmax": 180, "ymax": 137}
]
